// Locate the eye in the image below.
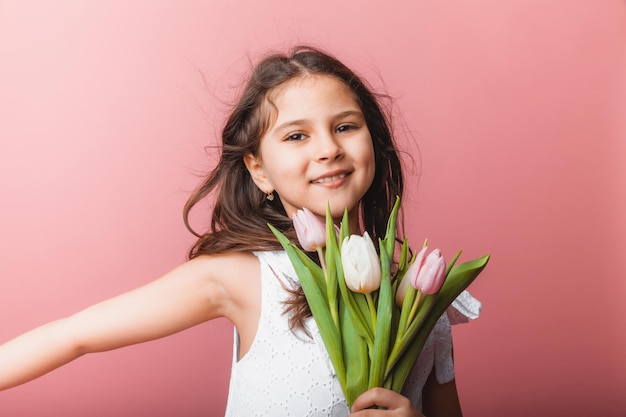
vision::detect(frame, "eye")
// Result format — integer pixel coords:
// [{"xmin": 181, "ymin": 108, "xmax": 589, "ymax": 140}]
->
[
  {"xmin": 336, "ymin": 124, "xmax": 357, "ymax": 133},
  {"xmin": 284, "ymin": 132, "xmax": 308, "ymax": 141}
]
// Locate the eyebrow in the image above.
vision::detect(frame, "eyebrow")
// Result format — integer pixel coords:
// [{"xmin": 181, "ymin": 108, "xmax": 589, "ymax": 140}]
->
[{"xmin": 272, "ymin": 110, "xmax": 364, "ymax": 133}]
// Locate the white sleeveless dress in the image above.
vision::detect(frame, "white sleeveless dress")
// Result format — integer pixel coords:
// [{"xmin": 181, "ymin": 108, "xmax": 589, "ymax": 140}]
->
[{"xmin": 224, "ymin": 251, "xmax": 481, "ymax": 417}]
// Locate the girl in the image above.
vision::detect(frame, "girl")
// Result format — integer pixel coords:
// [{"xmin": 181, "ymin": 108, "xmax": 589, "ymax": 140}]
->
[{"xmin": 0, "ymin": 46, "xmax": 479, "ymax": 416}]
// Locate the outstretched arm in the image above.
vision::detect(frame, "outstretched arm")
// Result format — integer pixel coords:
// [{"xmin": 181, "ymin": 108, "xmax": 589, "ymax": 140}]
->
[{"xmin": 0, "ymin": 252, "xmax": 254, "ymax": 391}]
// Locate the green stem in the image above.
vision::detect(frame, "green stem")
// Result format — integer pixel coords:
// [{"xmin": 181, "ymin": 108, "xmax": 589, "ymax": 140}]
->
[
  {"xmin": 317, "ymin": 247, "xmax": 327, "ymax": 277},
  {"xmin": 318, "ymin": 247, "xmax": 339, "ymax": 328},
  {"xmin": 365, "ymin": 292, "xmax": 377, "ymax": 330},
  {"xmin": 405, "ymin": 291, "xmax": 423, "ymax": 332}
]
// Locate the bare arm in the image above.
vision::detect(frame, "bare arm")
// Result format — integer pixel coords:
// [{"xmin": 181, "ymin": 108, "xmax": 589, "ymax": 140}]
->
[
  {"xmin": 421, "ymin": 371, "xmax": 463, "ymax": 417},
  {"xmin": 0, "ymin": 252, "xmax": 258, "ymax": 391}
]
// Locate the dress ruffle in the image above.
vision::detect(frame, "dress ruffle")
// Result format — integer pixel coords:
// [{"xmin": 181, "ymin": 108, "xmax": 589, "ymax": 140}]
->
[{"xmin": 447, "ymin": 290, "xmax": 482, "ymax": 325}]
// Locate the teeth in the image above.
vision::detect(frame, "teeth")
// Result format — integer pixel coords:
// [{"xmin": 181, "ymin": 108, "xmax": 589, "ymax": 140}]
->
[{"xmin": 312, "ymin": 173, "xmax": 347, "ymax": 184}]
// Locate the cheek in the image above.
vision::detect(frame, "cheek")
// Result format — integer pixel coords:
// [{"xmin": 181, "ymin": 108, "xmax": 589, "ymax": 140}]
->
[
  {"xmin": 361, "ymin": 140, "xmax": 376, "ymax": 176},
  {"xmin": 277, "ymin": 158, "xmax": 305, "ymax": 177},
  {"xmin": 266, "ymin": 157, "xmax": 306, "ymax": 187}
]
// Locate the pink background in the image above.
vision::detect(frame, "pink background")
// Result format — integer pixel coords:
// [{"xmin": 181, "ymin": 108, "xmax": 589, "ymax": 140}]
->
[{"xmin": 1, "ymin": 1, "xmax": 625, "ymax": 416}]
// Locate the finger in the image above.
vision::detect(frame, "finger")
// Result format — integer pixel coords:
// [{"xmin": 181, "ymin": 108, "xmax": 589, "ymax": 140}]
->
[{"xmin": 351, "ymin": 387, "xmax": 412, "ymax": 412}]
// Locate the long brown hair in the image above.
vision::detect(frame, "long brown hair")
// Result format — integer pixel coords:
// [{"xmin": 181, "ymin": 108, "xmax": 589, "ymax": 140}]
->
[{"xmin": 183, "ymin": 45, "xmax": 404, "ymax": 329}]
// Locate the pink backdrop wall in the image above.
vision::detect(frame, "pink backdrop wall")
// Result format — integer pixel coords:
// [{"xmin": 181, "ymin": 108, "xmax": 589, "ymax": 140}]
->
[{"xmin": 1, "ymin": 1, "xmax": 624, "ymax": 416}]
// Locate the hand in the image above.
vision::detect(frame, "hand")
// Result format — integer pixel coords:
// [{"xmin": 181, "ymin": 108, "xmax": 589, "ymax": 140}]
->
[{"xmin": 349, "ymin": 387, "xmax": 424, "ymax": 416}]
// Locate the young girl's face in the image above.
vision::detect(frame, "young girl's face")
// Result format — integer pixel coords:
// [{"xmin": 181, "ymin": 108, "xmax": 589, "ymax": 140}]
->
[{"xmin": 245, "ymin": 74, "xmax": 375, "ymax": 227}]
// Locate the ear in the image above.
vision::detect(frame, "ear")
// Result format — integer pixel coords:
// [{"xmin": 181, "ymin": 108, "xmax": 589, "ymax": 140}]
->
[{"xmin": 243, "ymin": 152, "xmax": 273, "ymax": 194}]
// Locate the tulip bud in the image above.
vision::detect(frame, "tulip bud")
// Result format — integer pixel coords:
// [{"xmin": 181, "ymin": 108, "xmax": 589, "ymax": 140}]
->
[
  {"xmin": 395, "ymin": 270, "xmax": 410, "ymax": 307},
  {"xmin": 409, "ymin": 247, "xmax": 446, "ymax": 295},
  {"xmin": 341, "ymin": 232, "xmax": 381, "ymax": 294},
  {"xmin": 395, "ymin": 246, "xmax": 425, "ymax": 305},
  {"xmin": 293, "ymin": 207, "xmax": 326, "ymax": 252}
]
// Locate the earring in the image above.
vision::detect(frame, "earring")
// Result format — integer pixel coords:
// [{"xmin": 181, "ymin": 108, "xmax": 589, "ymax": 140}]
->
[{"xmin": 266, "ymin": 190, "xmax": 275, "ymax": 201}]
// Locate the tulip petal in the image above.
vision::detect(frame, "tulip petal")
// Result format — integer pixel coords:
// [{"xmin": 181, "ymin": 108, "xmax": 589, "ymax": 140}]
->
[
  {"xmin": 341, "ymin": 233, "xmax": 381, "ymax": 294},
  {"xmin": 409, "ymin": 246, "xmax": 428, "ymax": 289},
  {"xmin": 293, "ymin": 207, "xmax": 326, "ymax": 252}
]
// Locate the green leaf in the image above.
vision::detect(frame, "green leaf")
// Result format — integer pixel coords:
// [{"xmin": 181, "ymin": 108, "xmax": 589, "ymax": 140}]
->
[
  {"xmin": 383, "ymin": 196, "xmax": 401, "ymax": 259},
  {"xmin": 396, "ymin": 282, "xmax": 418, "ymax": 339},
  {"xmin": 445, "ymin": 250, "xmax": 462, "ymax": 276},
  {"xmin": 398, "ymin": 238, "xmax": 409, "ymax": 272},
  {"xmin": 340, "ymin": 298, "xmax": 369, "ymax": 407},
  {"xmin": 325, "ymin": 204, "xmax": 340, "ymax": 328},
  {"xmin": 292, "ymin": 246, "xmax": 326, "ymax": 292},
  {"xmin": 336, "ymin": 257, "xmax": 375, "ymax": 345},
  {"xmin": 368, "ymin": 240, "xmax": 394, "ymax": 389},
  {"xmin": 339, "ymin": 208, "xmax": 350, "ymax": 243}
]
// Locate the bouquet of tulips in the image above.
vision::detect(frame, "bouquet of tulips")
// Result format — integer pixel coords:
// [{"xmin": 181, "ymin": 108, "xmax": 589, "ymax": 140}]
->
[{"xmin": 269, "ymin": 197, "xmax": 489, "ymax": 407}]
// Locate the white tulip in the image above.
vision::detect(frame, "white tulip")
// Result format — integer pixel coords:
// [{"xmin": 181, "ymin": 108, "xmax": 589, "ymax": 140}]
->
[{"xmin": 341, "ymin": 232, "xmax": 381, "ymax": 294}]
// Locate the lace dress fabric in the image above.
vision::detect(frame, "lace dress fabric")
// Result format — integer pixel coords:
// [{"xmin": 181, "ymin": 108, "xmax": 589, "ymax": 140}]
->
[{"xmin": 224, "ymin": 251, "xmax": 481, "ymax": 417}]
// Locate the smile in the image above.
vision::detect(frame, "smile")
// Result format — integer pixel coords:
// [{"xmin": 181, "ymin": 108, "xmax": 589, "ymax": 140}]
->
[{"xmin": 311, "ymin": 173, "xmax": 347, "ymax": 184}]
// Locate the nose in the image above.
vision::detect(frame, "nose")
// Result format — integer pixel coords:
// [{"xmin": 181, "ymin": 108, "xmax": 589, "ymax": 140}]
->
[{"xmin": 315, "ymin": 130, "xmax": 344, "ymax": 162}]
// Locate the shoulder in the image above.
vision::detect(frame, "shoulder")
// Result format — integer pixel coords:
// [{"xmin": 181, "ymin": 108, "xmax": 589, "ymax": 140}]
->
[{"xmin": 186, "ymin": 251, "xmax": 261, "ymax": 320}]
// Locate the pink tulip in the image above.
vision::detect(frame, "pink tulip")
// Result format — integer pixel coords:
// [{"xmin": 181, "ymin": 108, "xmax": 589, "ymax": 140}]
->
[
  {"xmin": 395, "ymin": 247, "xmax": 428, "ymax": 306},
  {"xmin": 407, "ymin": 246, "xmax": 446, "ymax": 295},
  {"xmin": 293, "ymin": 207, "xmax": 326, "ymax": 252}
]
